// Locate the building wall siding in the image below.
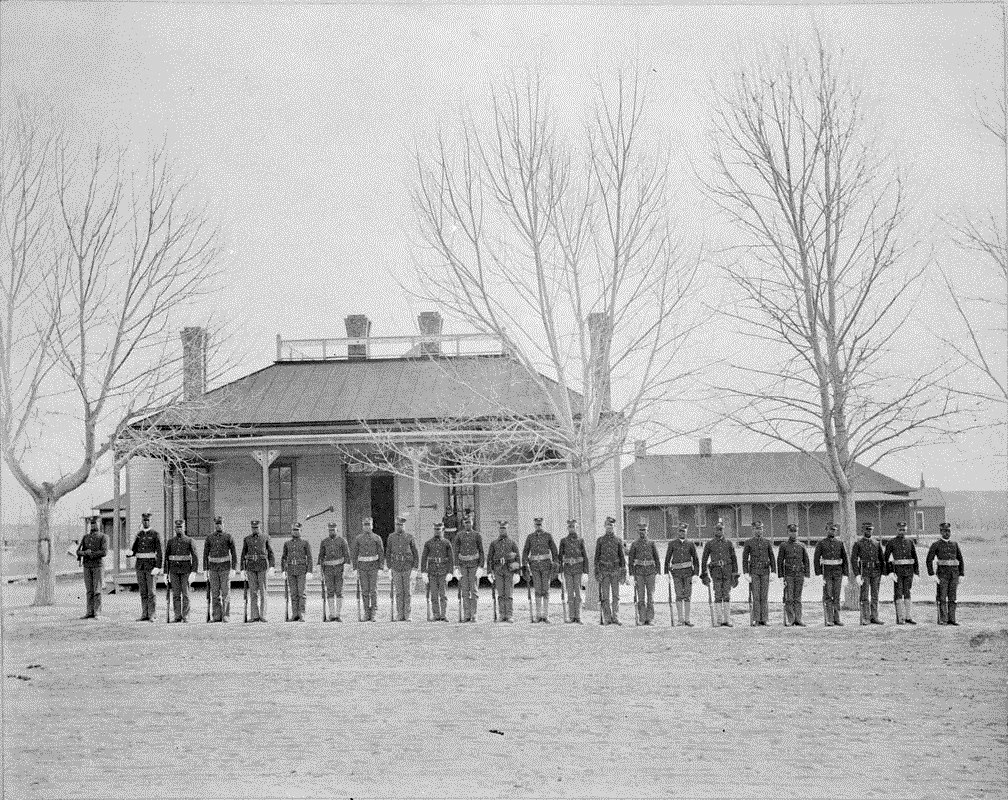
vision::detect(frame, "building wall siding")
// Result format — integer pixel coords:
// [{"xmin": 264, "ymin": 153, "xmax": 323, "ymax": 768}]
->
[
  {"xmin": 127, "ymin": 457, "xmax": 166, "ymax": 540},
  {"xmin": 479, "ymin": 472, "xmax": 519, "ymax": 545},
  {"xmin": 210, "ymin": 455, "xmax": 261, "ymax": 544},
  {"xmin": 516, "ymin": 469, "xmax": 569, "ymax": 553},
  {"xmin": 394, "ymin": 473, "xmax": 443, "ymax": 544},
  {"xmin": 295, "ymin": 454, "xmax": 345, "ymax": 556}
]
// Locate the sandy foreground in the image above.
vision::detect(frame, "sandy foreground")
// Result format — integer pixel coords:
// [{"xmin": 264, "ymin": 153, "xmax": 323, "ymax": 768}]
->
[{"xmin": 1, "ymin": 581, "xmax": 1006, "ymax": 800}]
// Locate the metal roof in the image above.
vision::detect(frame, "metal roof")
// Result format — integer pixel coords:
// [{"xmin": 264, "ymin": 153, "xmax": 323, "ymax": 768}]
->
[
  {"xmin": 910, "ymin": 486, "xmax": 946, "ymax": 508},
  {"xmin": 157, "ymin": 354, "xmax": 578, "ymax": 429},
  {"xmin": 622, "ymin": 452, "xmax": 915, "ymax": 500}
]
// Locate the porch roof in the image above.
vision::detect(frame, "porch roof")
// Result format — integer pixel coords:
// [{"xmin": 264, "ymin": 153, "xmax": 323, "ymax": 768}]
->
[
  {"xmin": 153, "ymin": 354, "xmax": 579, "ymax": 432},
  {"xmin": 625, "ymin": 492, "xmax": 912, "ymax": 506}
]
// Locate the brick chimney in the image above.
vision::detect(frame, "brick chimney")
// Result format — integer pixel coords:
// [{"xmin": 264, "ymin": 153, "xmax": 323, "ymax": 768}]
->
[
  {"xmin": 587, "ymin": 312, "xmax": 612, "ymax": 411},
  {"xmin": 181, "ymin": 327, "xmax": 207, "ymax": 401},
  {"xmin": 417, "ymin": 311, "xmax": 443, "ymax": 356},
  {"xmin": 344, "ymin": 315, "xmax": 371, "ymax": 360},
  {"xmin": 634, "ymin": 439, "xmax": 647, "ymax": 459},
  {"xmin": 699, "ymin": 437, "xmax": 713, "ymax": 457}
]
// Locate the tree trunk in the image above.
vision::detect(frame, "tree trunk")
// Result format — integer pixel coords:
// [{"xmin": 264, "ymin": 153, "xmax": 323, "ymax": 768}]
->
[
  {"xmin": 838, "ymin": 488, "xmax": 858, "ymax": 609},
  {"xmin": 575, "ymin": 469, "xmax": 599, "ymax": 610},
  {"xmin": 32, "ymin": 497, "xmax": 57, "ymax": 606}
]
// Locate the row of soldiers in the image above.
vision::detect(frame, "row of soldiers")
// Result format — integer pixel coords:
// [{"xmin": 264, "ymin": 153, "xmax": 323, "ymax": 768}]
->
[{"xmin": 75, "ymin": 510, "xmax": 966, "ymax": 627}]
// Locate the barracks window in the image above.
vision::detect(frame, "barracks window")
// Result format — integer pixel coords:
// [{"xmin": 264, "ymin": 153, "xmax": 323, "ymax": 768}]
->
[
  {"xmin": 182, "ymin": 464, "xmax": 213, "ymax": 539},
  {"xmin": 269, "ymin": 461, "xmax": 297, "ymax": 538}
]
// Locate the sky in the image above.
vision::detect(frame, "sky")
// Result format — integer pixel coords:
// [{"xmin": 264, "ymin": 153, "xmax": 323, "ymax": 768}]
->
[{"xmin": 0, "ymin": 0, "xmax": 1004, "ymax": 524}]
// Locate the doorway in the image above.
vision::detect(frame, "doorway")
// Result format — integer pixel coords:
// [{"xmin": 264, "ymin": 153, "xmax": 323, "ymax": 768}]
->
[
  {"xmin": 345, "ymin": 471, "xmax": 396, "ymax": 549},
  {"xmin": 370, "ymin": 474, "xmax": 395, "ymax": 548}
]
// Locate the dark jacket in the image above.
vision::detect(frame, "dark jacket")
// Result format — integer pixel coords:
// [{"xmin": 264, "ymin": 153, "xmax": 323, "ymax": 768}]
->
[
  {"xmin": 421, "ymin": 536, "xmax": 454, "ymax": 576},
  {"xmin": 486, "ymin": 535, "xmax": 520, "ymax": 573},
  {"xmin": 202, "ymin": 530, "xmax": 237, "ymax": 572},
  {"xmin": 77, "ymin": 531, "xmax": 108, "ymax": 568},
  {"xmin": 851, "ymin": 537, "xmax": 885, "ymax": 577},
  {"xmin": 663, "ymin": 538, "xmax": 700, "ymax": 576},
  {"xmin": 883, "ymin": 535, "xmax": 919, "ymax": 576},
  {"xmin": 350, "ymin": 531, "xmax": 385, "ymax": 571},
  {"xmin": 281, "ymin": 538, "xmax": 312, "ymax": 576},
  {"xmin": 926, "ymin": 539, "xmax": 965, "ymax": 577},
  {"xmin": 130, "ymin": 529, "xmax": 162, "ymax": 572},
  {"xmin": 701, "ymin": 537, "xmax": 738, "ymax": 580},
  {"xmin": 777, "ymin": 540, "xmax": 810, "ymax": 578},
  {"xmin": 813, "ymin": 537, "xmax": 849, "ymax": 576},
  {"xmin": 385, "ymin": 530, "xmax": 419, "ymax": 572},
  {"xmin": 594, "ymin": 531, "xmax": 627, "ymax": 576},
  {"xmin": 318, "ymin": 535, "xmax": 350, "ymax": 570},
  {"xmin": 627, "ymin": 537, "xmax": 661, "ymax": 577},
  {"xmin": 164, "ymin": 534, "xmax": 199, "ymax": 574},
  {"xmin": 557, "ymin": 534, "xmax": 589, "ymax": 575},
  {"xmin": 455, "ymin": 528, "xmax": 485, "ymax": 571},
  {"xmin": 741, "ymin": 536, "xmax": 775, "ymax": 576},
  {"xmin": 241, "ymin": 532, "xmax": 275, "ymax": 572},
  {"xmin": 522, "ymin": 530, "xmax": 558, "ymax": 572}
]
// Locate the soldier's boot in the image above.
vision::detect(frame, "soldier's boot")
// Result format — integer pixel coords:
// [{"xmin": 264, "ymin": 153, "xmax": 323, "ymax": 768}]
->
[
  {"xmin": 334, "ymin": 597, "xmax": 343, "ymax": 621},
  {"xmin": 948, "ymin": 602, "xmax": 958, "ymax": 625},
  {"xmin": 823, "ymin": 601, "xmax": 832, "ymax": 626},
  {"xmin": 675, "ymin": 600, "xmax": 683, "ymax": 625},
  {"xmin": 860, "ymin": 601, "xmax": 869, "ymax": 625},
  {"xmin": 683, "ymin": 602, "xmax": 693, "ymax": 626},
  {"xmin": 723, "ymin": 602, "xmax": 733, "ymax": 627},
  {"xmin": 894, "ymin": 598, "xmax": 904, "ymax": 624},
  {"xmin": 833, "ymin": 604, "xmax": 844, "ymax": 626},
  {"xmin": 472, "ymin": 596, "xmax": 478, "ymax": 621},
  {"xmin": 905, "ymin": 600, "xmax": 916, "ymax": 624}
]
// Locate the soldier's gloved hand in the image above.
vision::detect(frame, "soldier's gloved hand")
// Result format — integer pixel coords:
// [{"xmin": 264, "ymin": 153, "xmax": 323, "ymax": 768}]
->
[
  {"xmin": 581, "ymin": 576, "xmax": 587, "ymax": 590},
  {"xmin": 732, "ymin": 577, "xmax": 739, "ymax": 588},
  {"xmin": 512, "ymin": 572, "xmax": 520, "ymax": 586},
  {"xmin": 306, "ymin": 572, "xmax": 313, "ymax": 580},
  {"xmin": 187, "ymin": 573, "xmax": 195, "ymax": 586},
  {"xmin": 486, "ymin": 572, "xmax": 494, "ymax": 584},
  {"xmin": 891, "ymin": 573, "xmax": 898, "ymax": 583},
  {"xmin": 476, "ymin": 567, "xmax": 484, "ymax": 579},
  {"xmin": 933, "ymin": 574, "xmax": 940, "ymax": 584},
  {"xmin": 701, "ymin": 575, "xmax": 710, "ymax": 586},
  {"xmin": 453, "ymin": 568, "xmax": 461, "ymax": 579},
  {"xmin": 267, "ymin": 567, "xmax": 275, "ymax": 575},
  {"xmin": 422, "ymin": 573, "xmax": 429, "ymax": 585},
  {"xmin": 151, "ymin": 567, "xmax": 161, "ymax": 576}
]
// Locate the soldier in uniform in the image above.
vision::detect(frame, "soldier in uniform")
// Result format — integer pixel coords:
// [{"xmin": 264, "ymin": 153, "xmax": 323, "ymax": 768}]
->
[
  {"xmin": 557, "ymin": 519, "xmax": 589, "ymax": 623},
  {"xmin": 663, "ymin": 522, "xmax": 699, "ymax": 626},
  {"xmin": 421, "ymin": 521, "xmax": 454, "ymax": 621},
  {"xmin": 701, "ymin": 519, "xmax": 738, "ymax": 627},
  {"xmin": 164, "ymin": 519, "xmax": 199, "ymax": 623},
  {"xmin": 240, "ymin": 520, "xmax": 275, "ymax": 622},
  {"xmin": 350, "ymin": 517, "xmax": 385, "ymax": 622},
  {"xmin": 627, "ymin": 519, "xmax": 661, "ymax": 625},
  {"xmin": 318, "ymin": 522, "xmax": 350, "ymax": 622},
  {"xmin": 455, "ymin": 513, "xmax": 485, "ymax": 622},
  {"xmin": 128, "ymin": 510, "xmax": 162, "ymax": 622},
  {"xmin": 926, "ymin": 521, "xmax": 966, "ymax": 625},
  {"xmin": 851, "ymin": 521, "xmax": 886, "ymax": 625},
  {"xmin": 281, "ymin": 523, "xmax": 313, "ymax": 622},
  {"xmin": 202, "ymin": 516, "xmax": 237, "ymax": 622},
  {"xmin": 813, "ymin": 524, "xmax": 849, "ymax": 626},
  {"xmin": 595, "ymin": 516, "xmax": 627, "ymax": 625},
  {"xmin": 486, "ymin": 521, "xmax": 520, "ymax": 622},
  {"xmin": 522, "ymin": 517, "xmax": 559, "ymax": 623},
  {"xmin": 76, "ymin": 519, "xmax": 108, "ymax": 619},
  {"xmin": 777, "ymin": 523, "xmax": 810, "ymax": 627},
  {"xmin": 741, "ymin": 520, "xmax": 775, "ymax": 626},
  {"xmin": 385, "ymin": 516, "xmax": 419, "ymax": 622},
  {"xmin": 884, "ymin": 520, "xmax": 919, "ymax": 625}
]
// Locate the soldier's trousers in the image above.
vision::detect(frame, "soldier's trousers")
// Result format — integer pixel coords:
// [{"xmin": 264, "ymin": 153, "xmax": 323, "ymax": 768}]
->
[
  {"xmin": 137, "ymin": 568, "xmax": 156, "ymax": 619},
  {"xmin": 671, "ymin": 572, "xmax": 693, "ymax": 601},
  {"xmin": 247, "ymin": 570, "xmax": 267, "ymax": 620},
  {"xmin": 634, "ymin": 574, "xmax": 656, "ymax": 623},
  {"xmin": 859, "ymin": 574, "xmax": 881, "ymax": 622},
  {"xmin": 710, "ymin": 570, "xmax": 733, "ymax": 603},
  {"xmin": 168, "ymin": 573, "xmax": 190, "ymax": 620},
  {"xmin": 391, "ymin": 569, "xmax": 412, "ymax": 620},
  {"xmin": 529, "ymin": 567, "xmax": 551, "ymax": 598},
  {"xmin": 822, "ymin": 572, "xmax": 843, "ymax": 623},
  {"xmin": 750, "ymin": 572, "xmax": 770, "ymax": 624},
  {"xmin": 893, "ymin": 572, "xmax": 913, "ymax": 600},
  {"xmin": 82, "ymin": 566, "xmax": 103, "ymax": 616},
  {"xmin": 321, "ymin": 567, "xmax": 344, "ymax": 598},
  {"xmin": 459, "ymin": 567, "xmax": 479, "ymax": 621},
  {"xmin": 936, "ymin": 573, "xmax": 959, "ymax": 623},
  {"xmin": 492, "ymin": 570, "xmax": 513, "ymax": 620},
  {"xmin": 598, "ymin": 571, "xmax": 621, "ymax": 623},
  {"xmin": 428, "ymin": 573, "xmax": 448, "ymax": 619},
  {"xmin": 562, "ymin": 572, "xmax": 583, "ymax": 620},
  {"xmin": 783, "ymin": 576, "xmax": 804, "ymax": 624},
  {"xmin": 209, "ymin": 569, "xmax": 231, "ymax": 621},
  {"xmin": 359, "ymin": 569, "xmax": 379, "ymax": 620},
  {"xmin": 286, "ymin": 572, "xmax": 306, "ymax": 619}
]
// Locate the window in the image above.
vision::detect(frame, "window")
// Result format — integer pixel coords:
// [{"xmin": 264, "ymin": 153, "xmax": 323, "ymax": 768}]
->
[
  {"xmin": 740, "ymin": 504, "xmax": 753, "ymax": 527},
  {"xmin": 182, "ymin": 465, "xmax": 213, "ymax": 539},
  {"xmin": 269, "ymin": 461, "xmax": 296, "ymax": 537},
  {"xmin": 696, "ymin": 505, "xmax": 707, "ymax": 528},
  {"xmin": 665, "ymin": 506, "xmax": 680, "ymax": 526},
  {"xmin": 786, "ymin": 503, "xmax": 799, "ymax": 526},
  {"xmin": 445, "ymin": 467, "xmax": 477, "ymax": 529},
  {"xmin": 915, "ymin": 511, "xmax": 924, "ymax": 531}
]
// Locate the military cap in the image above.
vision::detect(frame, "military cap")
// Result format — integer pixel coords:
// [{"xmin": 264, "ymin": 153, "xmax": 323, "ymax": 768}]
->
[
  {"xmin": 533, "ymin": 517, "xmax": 543, "ymax": 523},
  {"xmin": 605, "ymin": 516, "xmax": 616, "ymax": 524},
  {"xmin": 939, "ymin": 521, "xmax": 951, "ymax": 531},
  {"xmin": 787, "ymin": 523, "xmax": 798, "ymax": 533},
  {"xmin": 826, "ymin": 523, "xmax": 839, "ymax": 532},
  {"xmin": 434, "ymin": 521, "xmax": 445, "ymax": 530},
  {"xmin": 174, "ymin": 519, "xmax": 184, "ymax": 529},
  {"xmin": 862, "ymin": 521, "xmax": 874, "ymax": 531},
  {"xmin": 250, "ymin": 520, "xmax": 261, "ymax": 528},
  {"xmin": 291, "ymin": 523, "xmax": 302, "ymax": 532},
  {"xmin": 678, "ymin": 522, "xmax": 689, "ymax": 532},
  {"xmin": 715, "ymin": 518, "xmax": 725, "ymax": 529},
  {"xmin": 637, "ymin": 518, "xmax": 648, "ymax": 528},
  {"xmin": 753, "ymin": 521, "xmax": 764, "ymax": 530},
  {"xmin": 897, "ymin": 521, "xmax": 908, "ymax": 530},
  {"xmin": 141, "ymin": 510, "xmax": 152, "ymax": 520},
  {"xmin": 327, "ymin": 521, "xmax": 337, "ymax": 530},
  {"xmin": 566, "ymin": 519, "xmax": 577, "ymax": 525},
  {"xmin": 89, "ymin": 519, "xmax": 100, "ymax": 531},
  {"xmin": 396, "ymin": 515, "xmax": 407, "ymax": 523}
]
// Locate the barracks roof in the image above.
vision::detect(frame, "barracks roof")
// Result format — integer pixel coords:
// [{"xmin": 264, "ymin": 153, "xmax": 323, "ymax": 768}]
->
[
  {"xmin": 155, "ymin": 354, "xmax": 577, "ymax": 430},
  {"xmin": 910, "ymin": 486, "xmax": 946, "ymax": 508},
  {"xmin": 623, "ymin": 452, "xmax": 915, "ymax": 504}
]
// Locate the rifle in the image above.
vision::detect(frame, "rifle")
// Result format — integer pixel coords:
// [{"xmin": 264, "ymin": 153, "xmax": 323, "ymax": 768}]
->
[
  {"xmin": 321, "ymin": 571, "xmax": 328, "ymax": 623},
  {"xmin": 243, "ymin": 569, "xmax": 249, "ymax": 623},
  {"xmin": 457, "ymin": 573, "xmax": 462, "ymax": 623},
  {"xmin": 782, "ymin": 581, "xmax": 790, "ymax": 627},
  {"xmin": 356, "ymin": 574, "xmax": 363, "ymax": 622},
  {"xmin": 598, "ymin": 580, "xmax": 604, "ymax": 625},
  {"xmin": 390, "ymin": 571, "xmax": 396, "ymax": 622},
  {"xmin": 560, "ymin": 573, "xmax": 568, "ymax": 623},
  {"xmin": 284, "ymin": 572, "xmax": 290, "ymax": 622},
  {"xmin": 706, "ymin": 579, "xmax": 715, "ymax": 627},
  {"xmin": 491, "ymin": 576, "xmax": 498, "ymax": 622},
  {"xmin": 526, "ymin": 570, "xmax": 534, "ymax": 622},
  {"xmin": 668, "ymin": 573, "xmax": 674, "ymax": 627},
  {"xmin": 748, "ymin": 580, "xmax": 754, "ymax": 627},
  {"xmin": 206, "ymin": 573, "xmax": 212, "ymax": 623},
  {"xmin": 633, "ymin": 580, "xmax": 640, "ymax": 626}
]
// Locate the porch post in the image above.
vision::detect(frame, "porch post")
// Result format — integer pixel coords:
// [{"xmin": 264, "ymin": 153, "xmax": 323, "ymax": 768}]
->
[
  {"xmin": 113, "ymin": 460, "xmax": 122, "ymax": 590},
  {"xmin": 408, "ymin": 447, "xmax": 426, "ymax": 592},
  {"xmin": 252, "ymin": 450, "xmax": 280, "ymax": 533}
]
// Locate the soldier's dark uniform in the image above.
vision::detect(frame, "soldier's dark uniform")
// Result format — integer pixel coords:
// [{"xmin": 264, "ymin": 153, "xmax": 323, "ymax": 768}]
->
[
  {"xmin": 663, "ymin": 523, "xmax": 699, "ymax": 626},
  {"xmin": 385, "ymin": 517, "xmax": 419, "ymax": 622},
  {"xmin": 76, "ymin": 521, "xmax": 108, "ymax": 619},
  {"xmin": 701, "ymin": 523, "xmax": 739, "ymax": 627},
  {"xmin": 318, "ymin": 523, "xmax": 350, "ymax": 622},
  {"xmin": 421, "ymin": 523, "xmax": 454, "ymax": 621},
  {"xmin": 777, "ymin": 526, "xmax": 810, "ymax": 626},
  {"xmin": 813, "ymin": 525, "xmax": 849, "ymax": 626},
  {"xmin": 522, "ymin": 519, "xmax": 559, "ymax": 623},
  {"xmin": 240, "ymin": 520, "xmax": 275, "ymax": 622},
  {"xmin": 850, "ymin": 522, "xmax": 886, "ymax": 625},
  {"xmin": 884, "ymin": 523, "xmax": 919, "ymax": 624},
  {"xmin": 281, "ymin": 524, "xmax": 312, "ymax": 622},
  {"xmin": 486, "ymin": 522, "xmax": 520, "ymax": 622},
  {"xmin": 164, "ymin": 521, "xmax": 199, "ymax": 622},
  {"xmin": 350, "ymin": 523, "xmax": 385, "ymax": 622},
  {"xmin": 628, "ymin": 523, "xmax": 661, "ymax": 625},
  {"xmin": 741, "ymin": 522, "xmax": 775, "ymax": 626},
  {"xmin": 202, "ymin": 517, "xmax": 238, "ymax": 622},
  {"xmin": 455, "ymin": 518, "xmax": 485, "ymax": 623},
  {"xmin": 557, "ymin": 521, "xmax": 589, "ymax": 623},
  {"xmin": 926, "ymin": 522, "xmax": 965, "ymax": 625},
  {"xmin": 594, "ymin": 517, "xmax": 627, "ymax": 625},
  {"xmin": 129, "ymin": 512, "xmax": 162, "ymax": 622}
]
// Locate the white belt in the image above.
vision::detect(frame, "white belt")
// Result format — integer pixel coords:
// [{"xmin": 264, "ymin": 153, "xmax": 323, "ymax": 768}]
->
[
  {"xmin": 670, "ymin": 561, "xmax": 693, "ymax": 570},
  {"xmin": 893, "ymin": 559, "xmax": 914, "ymax": 566},
  {"xmin": 208, "ymin": 557, "xmax": 231, "ymax": 564},
  {"xmin": 168, "ymin": 555, "xmax": 190, "ymax": 561},
  {"xmin": 135, "ymin": 552, "xmax": 157, "ymax": 559},
  {"xmin": 323, "ymin": 559, "xmax": 344, "ymax": 566},
  {"xmin": 529, "ymin": 554, "xmax": 551, "ymax": 562},
  {"xmin": 821, "ymin": 559, "xmax": 842, "ymax": 566},
  {"xmin": 936, "ymin": 559, "xmax": 958, "ymax": 567},
  {"xmin": 459, "ymin": 555, "xmax": 480, "ymax": 562},
  {"xmin": 358, "ymin": 555, "xmax": 379, "ymax": 562}
]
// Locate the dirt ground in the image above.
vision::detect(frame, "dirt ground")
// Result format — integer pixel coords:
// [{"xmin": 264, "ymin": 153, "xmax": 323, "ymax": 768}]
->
[{"xmin": 2, "ymin": 580, "xmax": 1006, "ymax": 799}]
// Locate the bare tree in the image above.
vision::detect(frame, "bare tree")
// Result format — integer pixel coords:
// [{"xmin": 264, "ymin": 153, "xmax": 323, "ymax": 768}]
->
[
  {"xmin": 408, "ymin": 69, "xmax": 701, "ymax": 601},
  {"xmin": 705, "ymin": 34, "xmax": 960, "ymax": 604},
  {"xmin": 0, "ymin": 104, "xmax": 221, "ymax": 605}
]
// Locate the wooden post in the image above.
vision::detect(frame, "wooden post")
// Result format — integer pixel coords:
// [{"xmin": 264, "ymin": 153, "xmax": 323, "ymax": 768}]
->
[
  {"xmin": 252, "ymin": 450, "xmax": 280, "ymax": 534},
  {"xmin": 113, "ymin": 460, "xmax": 122, "ymax": 590}
]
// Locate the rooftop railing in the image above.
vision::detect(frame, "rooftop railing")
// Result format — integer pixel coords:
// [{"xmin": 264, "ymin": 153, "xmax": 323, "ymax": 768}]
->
[{"xmin": 276, "ymin": 333, "xmax": 507, "ymax": 362}]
